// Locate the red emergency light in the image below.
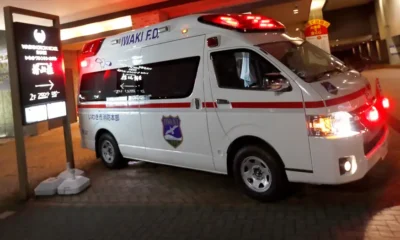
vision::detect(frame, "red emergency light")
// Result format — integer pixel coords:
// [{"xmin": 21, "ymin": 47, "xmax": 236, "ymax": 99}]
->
[
  {"xmin": 366, "ymin": 106, "xmax": 379, "ymax": 122},
  {"xmin": 80, "ymin": 38, "xmax": 105, "ymax": 68},
  {"xmin": 199, "ymin": 14, "xmax": 285, "ymax": 32},
  {"xmin": 382, "ymin": 97, "xmax": 390, "ymax": 109},
  {"xmin": 81, "ymin": 38, "xmax": 105, "ymax": 58}
]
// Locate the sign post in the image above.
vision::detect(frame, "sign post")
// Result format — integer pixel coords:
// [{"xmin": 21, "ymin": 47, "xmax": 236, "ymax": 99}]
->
[{"xmin": 4, "ymin": 6, "xmax": 82, "ymax": 199}]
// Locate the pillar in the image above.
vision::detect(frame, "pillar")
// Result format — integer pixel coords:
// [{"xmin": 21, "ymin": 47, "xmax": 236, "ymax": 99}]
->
[
  {"xmin": 367, "ymin": 42, "xmax": 372, "ymax": 57},
  {"xmin": 306, "ymin": 0, "xmax": 331, "ymax": 53},
  {"xmin": 376, "ymin": 40, "xmax": 381, "ymax": 61},
  {"xmin": 368, "ymin": 40, "xmax": 379, "ymax": 62},
  {"xmin": 375, "ymin": 0, "xmax": 400, "ymax": 64}
]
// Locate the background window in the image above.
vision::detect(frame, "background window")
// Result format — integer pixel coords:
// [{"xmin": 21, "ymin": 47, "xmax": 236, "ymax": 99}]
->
[{"xmin": 211, "ymin": 49, "xmax": 279, "ymax": 90}]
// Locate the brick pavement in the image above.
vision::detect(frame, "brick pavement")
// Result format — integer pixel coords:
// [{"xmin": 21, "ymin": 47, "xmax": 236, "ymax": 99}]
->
[
  {"xmin": 0, "ymin": 123, "xmax": 96, "ymax": 204},
  {"xmin": 0, "ymin": 127, "xmax": 398, "ymax": 239}
]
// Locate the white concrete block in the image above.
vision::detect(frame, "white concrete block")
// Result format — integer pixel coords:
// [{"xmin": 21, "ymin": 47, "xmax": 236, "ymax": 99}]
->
[
  {"xmin": 57, "ymin": 176, "xmax": 90, "ymax": 195},
  {"xmin": 57, "ymin": 168, "xmax": 84, "ymax": 180},
  {"xmin": 34, "ymin": 177, "xmax": 64, "ymax": 196}
]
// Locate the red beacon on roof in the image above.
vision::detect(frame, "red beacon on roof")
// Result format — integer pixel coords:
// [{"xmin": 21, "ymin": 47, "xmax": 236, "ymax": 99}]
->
[
  {"xmin": 199, "ymin": 14, "xmax": 285, "ymax": 32},
  {"xmin": 80, "ymin": 38, "xmax": 105, "ymax": 68}
]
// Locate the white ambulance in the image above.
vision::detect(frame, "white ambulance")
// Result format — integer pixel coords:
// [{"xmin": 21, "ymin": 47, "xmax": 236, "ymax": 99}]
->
[{"xmin": 78, "ymin": 14, "xmax": 389, "ymax": 201}]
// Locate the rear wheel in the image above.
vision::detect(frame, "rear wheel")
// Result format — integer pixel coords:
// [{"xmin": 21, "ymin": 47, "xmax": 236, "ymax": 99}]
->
[
  {"xmin": 97, "ymin": 133, "xmax": 126, "ymax": 169},
  {"xmin": 233, "ymin": 145, "xmax": 287, "ymax": 202}
]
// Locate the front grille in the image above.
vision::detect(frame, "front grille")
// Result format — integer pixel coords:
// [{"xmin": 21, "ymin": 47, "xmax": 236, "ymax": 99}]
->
[{"xmin": 363, "ymin": 127, "xmax": 385, "ymax": 155}]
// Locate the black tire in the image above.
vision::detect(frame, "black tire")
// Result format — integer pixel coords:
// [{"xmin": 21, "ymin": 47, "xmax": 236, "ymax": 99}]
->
[
  {"xmin": 233, "ymin": 145, "xmax": 287, "ymax": 202},
  {"xmin": 97, "ymin": 133, "xmax": 126, "ymax": 169}
]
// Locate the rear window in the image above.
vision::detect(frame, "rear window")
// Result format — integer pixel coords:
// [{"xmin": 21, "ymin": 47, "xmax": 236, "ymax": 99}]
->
[{"xmin": 79, "ymin": 56, "xmax": 200, "ymax": 102}]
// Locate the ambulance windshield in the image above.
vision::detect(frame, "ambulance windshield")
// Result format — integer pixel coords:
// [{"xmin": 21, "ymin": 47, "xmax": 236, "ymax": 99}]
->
[{"xmin": 259, "ymin": 39, "xmax": 348, "ymax": 83}]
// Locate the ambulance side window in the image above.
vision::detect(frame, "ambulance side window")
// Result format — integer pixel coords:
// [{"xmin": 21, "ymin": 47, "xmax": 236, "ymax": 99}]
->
[
  {"xmin": 79, "ymin": 56, "xmax": 199, "ymax": 102},
  {"xmin": 79, "ymin": 70, "xmax": 118, "ymax": 102},
  {"xmin": 141, "ymin": 56, "xmax": 200, "ymax": 99},
  {"xmin": 211, "ymin": 49, "xmax": 279, "ymax": 90},
  {"xmin": 79, "ymin": 68, "xmax": 142, "ymax": 102}
]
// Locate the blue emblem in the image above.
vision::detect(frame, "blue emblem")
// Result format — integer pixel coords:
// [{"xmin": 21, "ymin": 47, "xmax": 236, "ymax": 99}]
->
[{"xmin": 162, "ymin": 116, "xmax": 183, "ymax": 148}]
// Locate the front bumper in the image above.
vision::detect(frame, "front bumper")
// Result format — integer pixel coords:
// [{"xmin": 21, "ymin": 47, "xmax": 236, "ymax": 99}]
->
[{"xmin": 308, "ymin": 125, "xmax": 389, "ymax": 185}]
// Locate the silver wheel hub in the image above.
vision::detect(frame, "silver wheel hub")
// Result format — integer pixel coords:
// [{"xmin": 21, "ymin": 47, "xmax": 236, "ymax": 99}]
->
[
  {"xmin": 101, "ymin": 140, "xmax": 115, "ymax": 164},
  {"xmin": 240, "ymin": 156, "xmax": 272, "ymax": 192}
]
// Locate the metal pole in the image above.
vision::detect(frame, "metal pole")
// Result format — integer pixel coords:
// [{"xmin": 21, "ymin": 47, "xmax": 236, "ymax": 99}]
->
[
  {"xmin": 53, "ymin": 17, "xmax": 75, "ymax": 170},
  {"xmin": 4, "ymin": 7, "xmax": 29, "ymax": 200}
]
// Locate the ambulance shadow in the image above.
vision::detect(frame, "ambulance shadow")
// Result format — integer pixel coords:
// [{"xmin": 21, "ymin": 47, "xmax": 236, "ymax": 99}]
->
[
  {"xmin": 388, "ymin": 114, "xmax": 400, "ymax": 133},
  {"xmin": 74, "ymin": 149, "xmax": 400, "ymax": 239},
  {"xmin": 285, "ymin": 139, "xmax": 400, "ymax": 239},
  {"xmin": 112, "ymin": 129, "xmax": 400, "ymax": 239}
]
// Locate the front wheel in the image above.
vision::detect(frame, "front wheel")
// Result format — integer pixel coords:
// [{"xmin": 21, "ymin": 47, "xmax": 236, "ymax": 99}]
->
[
  {"xmin": 97, "ymin": 133, "xmax": 126, "ymax": 169},
  {"xmin": 233, "ymin": 146, "xmax": 287, "ymax": 202}
]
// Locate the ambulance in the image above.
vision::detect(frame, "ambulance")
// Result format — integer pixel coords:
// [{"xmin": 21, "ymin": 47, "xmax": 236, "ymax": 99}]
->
[{"xmin": 78, "ymin": 13, "xmax": 389, "ymax": 201}]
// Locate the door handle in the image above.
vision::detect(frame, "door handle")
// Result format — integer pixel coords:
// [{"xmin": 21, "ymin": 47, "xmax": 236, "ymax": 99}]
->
[
  {"xmin": 194, "ymin": 98, "xmax": 200, "ymax": 109},
  {"xmin": 216, "ymin": 99, "xmax": 230, "ymax": 104}
]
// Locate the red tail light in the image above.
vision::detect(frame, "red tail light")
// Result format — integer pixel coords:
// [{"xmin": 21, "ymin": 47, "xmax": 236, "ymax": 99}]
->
[
  {"xmin": 366, "ymin": 106, "xmax": 379, "ymax": 122},
  {"xmin": 382, "ymin": 97, "xmax": 389, "ymax": 109},
  {"xmin": 199, "ymin": 14, "xmax": 285, "ymax": 32},
  {"xmin": 80, "ymin": 38, "xmax": 105, "ymax": 58},
  {"xmin": 80, "ymin": 60, "xmax": 88, "ymax": 68}
]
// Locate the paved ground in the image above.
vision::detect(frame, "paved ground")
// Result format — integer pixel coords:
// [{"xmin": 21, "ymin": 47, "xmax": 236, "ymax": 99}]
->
[
  {"xmin": 0, "ymin": 123, "xmax": 96, "ymax": 204},
  {"xmin": 0, "ymin": 69, "xmax": 400, "ymax": 240}
]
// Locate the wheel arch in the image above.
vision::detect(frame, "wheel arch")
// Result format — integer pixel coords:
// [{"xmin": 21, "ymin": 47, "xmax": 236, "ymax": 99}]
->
[
  {"xmin": 95, "ymin": 128, "xmax": 116, "ymax": 158},
  {"xmin": 226, "ymin": 135, "xmax": 285, "ymax": 176}
]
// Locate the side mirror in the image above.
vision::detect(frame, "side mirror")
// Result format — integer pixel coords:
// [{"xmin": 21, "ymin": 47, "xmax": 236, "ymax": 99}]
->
[{"xmin": 263, "ymin": 73, "xmax": 291, "ymax": 92}]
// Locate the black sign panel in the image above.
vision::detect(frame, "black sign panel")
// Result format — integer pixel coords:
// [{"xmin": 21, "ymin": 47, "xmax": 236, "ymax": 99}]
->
[{"xmin": 13, "ymin": 22, "xmax": 66, "ymax": 125}]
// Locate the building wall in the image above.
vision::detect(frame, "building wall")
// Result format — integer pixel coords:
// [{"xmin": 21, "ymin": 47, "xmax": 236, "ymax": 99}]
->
[
  {"xmin": 131, "ymin": 11, "xmax": 168, "ymax": 29},
  {"xmin": 285, "ymin": 23, "xmax": 305, "ymax": 39},
  {"xmin": 324, "ymin": 3, "xmax": 379, "ymax": 41},
  {"xmin": 0, "ymin": 30, "xmax": 13, "ymax": 137}
]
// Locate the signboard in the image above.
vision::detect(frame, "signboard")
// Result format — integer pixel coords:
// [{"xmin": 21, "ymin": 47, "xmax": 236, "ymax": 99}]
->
[
  {"xmin": 389, "ymin": 45, "xmax": 400, "ymax": 55},
  {"xmin": 304, "ymin": 19, "xmax": 331, "ymax": 53},
  {"xmin": 13, "ymin": 22, "xmax": 66, "ymax": 125}
]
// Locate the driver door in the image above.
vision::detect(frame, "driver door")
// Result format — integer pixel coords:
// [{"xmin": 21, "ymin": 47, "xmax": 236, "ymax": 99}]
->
[{"xmin": 206, "ymin": 48, "xmax": 313, "ymax": 172}]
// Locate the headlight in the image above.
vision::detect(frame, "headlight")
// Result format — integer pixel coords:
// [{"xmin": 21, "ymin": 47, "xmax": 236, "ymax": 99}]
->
[{"xmin": 308, "ymin": 111, "xmax": 359, "ymax": 138}]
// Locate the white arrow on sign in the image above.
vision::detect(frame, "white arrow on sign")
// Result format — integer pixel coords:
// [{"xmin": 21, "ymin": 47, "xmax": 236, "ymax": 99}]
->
[
  {"xmin": 120, "ymin": 83, "xmax": 135, "ymax": 89},
  {"xmin": 35, "ymin": 80, "xmax": 54, "ymax": 90}
]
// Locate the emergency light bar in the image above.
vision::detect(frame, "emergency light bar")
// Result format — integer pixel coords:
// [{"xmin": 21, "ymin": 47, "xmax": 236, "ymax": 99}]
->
[
  {"xmin": 199, "ymin": 14, "xmax": 285, "ymax": 33},
  {"xmin": 81, "ymin": 38, "xmax": 105, "ymax": 58}
]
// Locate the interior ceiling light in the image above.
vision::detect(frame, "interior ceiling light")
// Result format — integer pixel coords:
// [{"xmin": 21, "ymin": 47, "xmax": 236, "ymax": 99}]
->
[
  {"xmin": 61, "ymin": 16, "xmax": 132, "ymax": 41},
  {"xmin": 293, "ymin": 6, "xmax": 299, "ymax": 14}
]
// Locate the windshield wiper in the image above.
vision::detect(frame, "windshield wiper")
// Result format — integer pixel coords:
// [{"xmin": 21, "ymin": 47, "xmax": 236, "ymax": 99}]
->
[{"xmin": 314, "ymin": 69, "xmax": 341, "ymax": 80}]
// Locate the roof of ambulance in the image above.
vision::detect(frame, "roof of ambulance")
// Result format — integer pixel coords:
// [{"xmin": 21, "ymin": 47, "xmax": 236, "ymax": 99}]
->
[{"xmin": 101, "ymin": 13, "xmax": 299, "ymax": 49}]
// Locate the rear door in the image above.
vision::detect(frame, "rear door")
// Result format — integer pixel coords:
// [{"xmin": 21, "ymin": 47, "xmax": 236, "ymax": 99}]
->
[
  {"xmin": 139, "ymin": 36, "xmax": 214, "ymax": 172},
  {"xmin": 206, "ymin": 47, "xmax": 313, "ymax": 172}
]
